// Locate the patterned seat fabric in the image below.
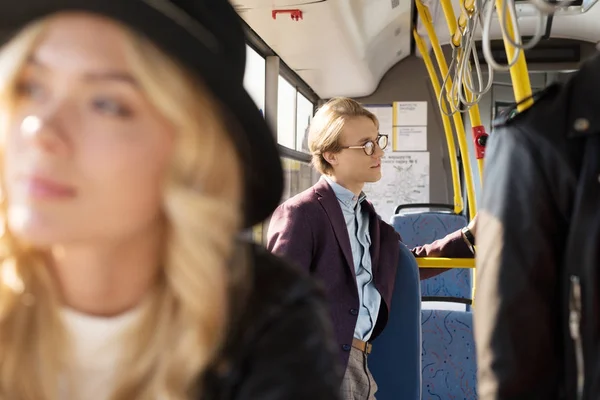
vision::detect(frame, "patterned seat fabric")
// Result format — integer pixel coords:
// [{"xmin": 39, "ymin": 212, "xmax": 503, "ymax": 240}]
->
[
  {"xmin": 421, "ymin": 310, "xmax": 477, "ymax": 400},
  {"xmin": 390, "ymin": 212, "xmax": 471, "ymax": 300}
]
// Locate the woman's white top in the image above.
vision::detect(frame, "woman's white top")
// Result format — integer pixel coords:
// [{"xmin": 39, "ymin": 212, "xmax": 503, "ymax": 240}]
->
[{"xmin": 60, "ymin": 306, "xmax": 142, "ymax": 400}]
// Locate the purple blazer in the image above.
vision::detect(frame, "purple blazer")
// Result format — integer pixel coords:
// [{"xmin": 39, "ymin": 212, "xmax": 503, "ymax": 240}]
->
[{"xmin": 266, "ymin": 178, "xmax": 472, "ymax": 369}]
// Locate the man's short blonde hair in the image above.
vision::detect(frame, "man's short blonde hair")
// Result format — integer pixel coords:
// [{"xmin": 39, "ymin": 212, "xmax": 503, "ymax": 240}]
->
[{"xmin": 308, "ymin": 97, "xmax": 379, "ymax": 175}]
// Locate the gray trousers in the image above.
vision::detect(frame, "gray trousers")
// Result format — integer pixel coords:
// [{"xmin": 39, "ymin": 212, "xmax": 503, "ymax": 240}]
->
[{"xmin": 340, "ymin": 346, "xmax": 378, "ymax": 400}]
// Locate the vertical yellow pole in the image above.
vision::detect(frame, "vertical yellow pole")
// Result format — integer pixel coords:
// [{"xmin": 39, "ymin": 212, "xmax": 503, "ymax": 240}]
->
[
  {"xmin": 440, "ymin": 0, "xmax": 485, "ymax": 185},
  {"xmin": 415, "ymin": 0, "xmax": 476, "ymax": 220},
  {"xmin": 413, "ymin": 30, "xmax": 463, "ymax": 215},
  {"xmin": 495, "ymin": 0, "xmax": 533, "ymax": 110}
]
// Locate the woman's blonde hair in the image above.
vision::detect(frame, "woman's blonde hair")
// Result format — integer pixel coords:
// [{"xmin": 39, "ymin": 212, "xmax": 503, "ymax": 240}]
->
[
  {"xmin": 0, "ymin": 16, "xmax": 245, "ymax": 400},
  {"xmin": 308, "ymin": 97, "xmax": 379, "ymax": 175}
]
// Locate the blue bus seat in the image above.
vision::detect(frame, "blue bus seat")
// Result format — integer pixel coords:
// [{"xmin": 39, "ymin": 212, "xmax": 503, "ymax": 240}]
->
[
  {"xmin": 421, "ymin": 309, "xmax": 477, "ymax": 399},
  {"xmin": 369, "ymin": 243, "xmax": 422, "ymax": 400},
  {"xmin": 390, "ymin": 210, "xmax": 471, "ymax": 301}
]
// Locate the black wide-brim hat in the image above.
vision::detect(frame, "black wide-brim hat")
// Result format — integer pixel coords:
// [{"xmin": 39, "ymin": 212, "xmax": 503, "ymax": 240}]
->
[{"xmin": 0, "ymin": 0, "xmax": 284, "ymax": 229}]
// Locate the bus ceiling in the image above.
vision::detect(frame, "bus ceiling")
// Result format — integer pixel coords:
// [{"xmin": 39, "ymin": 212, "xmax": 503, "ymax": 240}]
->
[{"xmin": 235, "ymin": 0, "xmax": 600, "ymax": 99}]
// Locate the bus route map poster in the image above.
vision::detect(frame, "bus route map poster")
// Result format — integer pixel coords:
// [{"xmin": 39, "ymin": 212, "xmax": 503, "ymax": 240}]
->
[{"xmin": 363, "ymin": 151, "xmax": 430, "ymax": 223}]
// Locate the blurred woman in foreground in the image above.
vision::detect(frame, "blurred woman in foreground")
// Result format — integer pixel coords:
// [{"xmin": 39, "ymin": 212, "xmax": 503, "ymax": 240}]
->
[{"xmin": 0, "ymin": 1, "xmax": 341, "ymax": 399}]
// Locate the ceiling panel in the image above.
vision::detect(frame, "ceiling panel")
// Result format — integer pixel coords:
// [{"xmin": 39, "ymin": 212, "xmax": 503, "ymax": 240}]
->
[{"xmin": 236, "ymin": 0, "xmax": 600, "ymax": 98}]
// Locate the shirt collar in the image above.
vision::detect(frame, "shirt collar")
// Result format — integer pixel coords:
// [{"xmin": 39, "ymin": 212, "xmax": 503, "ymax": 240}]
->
[{"xmin": 322, "ymin": 176, "xmax": 366, "ymax": 208}]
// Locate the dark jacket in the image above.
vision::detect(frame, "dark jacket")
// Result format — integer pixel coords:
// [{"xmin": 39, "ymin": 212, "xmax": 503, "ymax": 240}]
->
[
  {"xmin": 475, "ymin": 52, "xmax": 600, "ymax": 400},
  {"xmin": 266, "ymin": 178, "xmax": 472, "ymax": 370},
  {"xmin": 202, "ymin": 242, "xmax": 342, "ymax": 399}
]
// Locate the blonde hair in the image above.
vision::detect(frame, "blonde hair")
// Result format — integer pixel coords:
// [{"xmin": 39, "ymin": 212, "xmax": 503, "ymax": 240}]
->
[
  {"xmin": 0, "ymin": 16, "xmax": 245, "ymax": 400},
  {"xmin": 308, "ymin": 97, "xmax": 379, "ymax": 174}
]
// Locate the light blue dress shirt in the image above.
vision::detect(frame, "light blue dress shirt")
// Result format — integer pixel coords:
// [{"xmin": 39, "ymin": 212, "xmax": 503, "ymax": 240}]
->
[{"xmin": 323, "ymin": 176, "xmax": 382, "ymax": 341}]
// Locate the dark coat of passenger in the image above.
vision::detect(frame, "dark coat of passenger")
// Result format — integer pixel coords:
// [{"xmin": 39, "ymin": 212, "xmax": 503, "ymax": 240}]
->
[{"xmin": 476, "ymin": 52, "xmax": 600, "ymax": 400}]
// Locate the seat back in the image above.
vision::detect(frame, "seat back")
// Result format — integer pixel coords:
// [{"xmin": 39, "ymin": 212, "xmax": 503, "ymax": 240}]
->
[
  {"xmin": 421, "ymin": 309, "xmax": 477, "ymax": 399},
  {"xmin": 390, "ymin": 211, "xmax": 471, "ymax": 300},
  {"xmin": 369, "ymin": 243, "xmax": 422, "ymax": 400}
]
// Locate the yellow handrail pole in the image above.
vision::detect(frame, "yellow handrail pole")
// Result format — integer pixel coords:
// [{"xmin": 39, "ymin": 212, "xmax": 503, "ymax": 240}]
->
[
  {"xmin": 417, "ymin": 257, "xmax": 475, "ymax": 269},
  {"xmin": 440, "ymin": 0, "xmax": 485, "ymax": 185},
  {"xmin": 495, "ymin": 0, "xmax": 533, "ymax": 109},
  {"xmin": 459, "ymin": 56, "xmax": 486, "ymax": 186},
  {"xmin": 476, "ymin": 155, "xmax": 484, "ymax": 182},
  {"xmin": 415, "ymin": 0, "xmax": 476, "ymax": 221},
  {"xmin": 468, "ymin": 108, "xmax": 485, "ymax": 186},
  {"xmin": 414, "ymin": 30, "xmax": 463, "ymax": 215},
  {"xmin": 440, "ymin": 0, "xmax": 459, "ymax": 35}
]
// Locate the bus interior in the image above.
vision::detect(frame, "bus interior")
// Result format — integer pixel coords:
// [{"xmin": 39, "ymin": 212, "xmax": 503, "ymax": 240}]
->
[{"xmin": 235, "ymin": 0, "xmax": 597, "ymax": 398}]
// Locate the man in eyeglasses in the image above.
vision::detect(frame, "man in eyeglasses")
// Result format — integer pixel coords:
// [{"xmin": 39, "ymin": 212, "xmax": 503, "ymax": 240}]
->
[{"xmin": 267, "ymin": 97, "xmax": 475, "ymax": 399}]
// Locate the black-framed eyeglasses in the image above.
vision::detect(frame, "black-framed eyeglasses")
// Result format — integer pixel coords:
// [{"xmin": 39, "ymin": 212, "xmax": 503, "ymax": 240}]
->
[{"xmin": 342, "ymin": 134, "xmax": 388, "ymax": 156}]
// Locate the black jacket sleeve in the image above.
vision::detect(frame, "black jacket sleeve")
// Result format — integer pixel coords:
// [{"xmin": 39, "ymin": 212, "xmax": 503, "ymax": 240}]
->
[
  {"xmin": 214, "ymin": 245, "xmax": 342, "ymax": 400},
  {"xmin": 232, "ymin": 293, "xmax": 342, "ymax": 400}
]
